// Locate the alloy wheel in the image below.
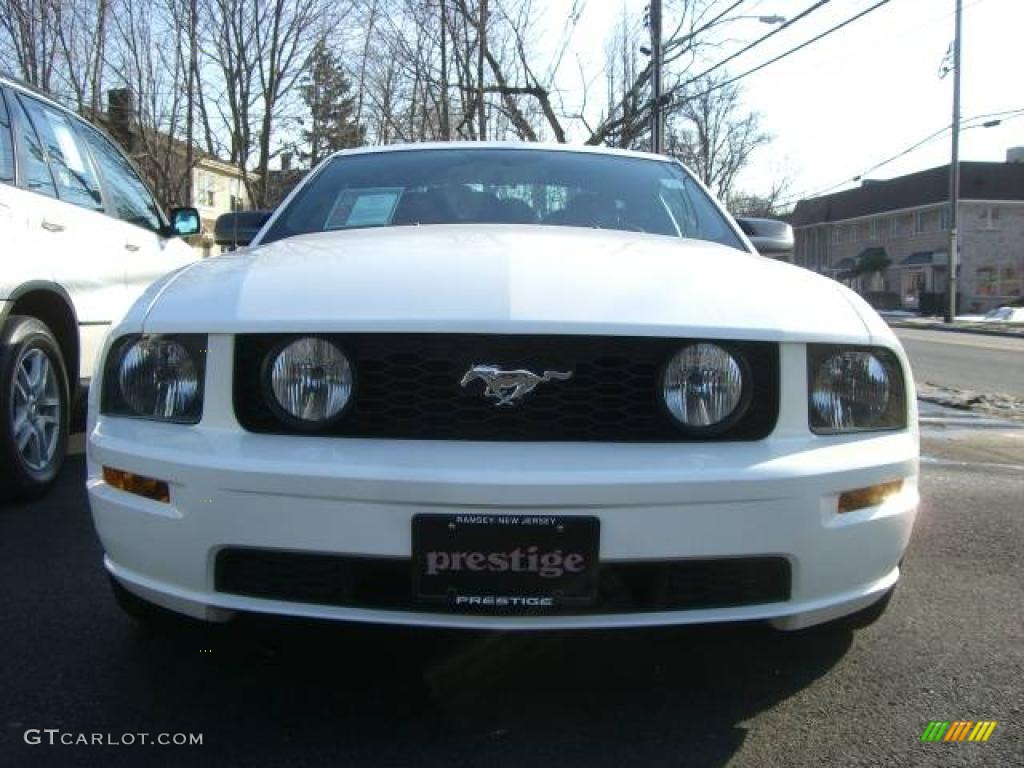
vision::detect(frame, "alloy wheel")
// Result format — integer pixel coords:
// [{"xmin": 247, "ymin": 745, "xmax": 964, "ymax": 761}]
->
[{"xmin": 10, "ymin": 348, "xmax": 62, "ymax": 472}]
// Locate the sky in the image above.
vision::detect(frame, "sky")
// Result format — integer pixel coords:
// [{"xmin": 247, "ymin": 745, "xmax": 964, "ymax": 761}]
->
[{"xmin": 537, "ymin": 0, "xmax": 1022, "ymax": 206}]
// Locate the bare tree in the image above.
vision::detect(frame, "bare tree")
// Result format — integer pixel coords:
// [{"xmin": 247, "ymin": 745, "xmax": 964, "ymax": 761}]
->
[
  {"xmin": 51, "ymin": 0, "xmax": 110, "ymax": 114},
  {"xmin": 0, "ymin": 0, "xmax": 61, "ymax": 90},
  {"xmin": 251, "ymin": 0, "xmax": 324, "ymax": 205},
  {"xmin": 598, "ymin": 5, "xmax": 646, "ymax": 148},
  {"xmin": 727, "ymin": 176, "xmax": 794, "ymax": 218},
  {"xmin": 667, "ymin": 72, "xmax": 770, "ymax": 200},
  {"xmin": 396, "ymin": 0, "xmax": 740, "ymax": 149},
  {"xmin": 0, "ymin": 0, "xmax": 783, "ymax": 209},
  {"xmin": 106, "ymin": 0, "xmax": 195, "ymax": 205}
]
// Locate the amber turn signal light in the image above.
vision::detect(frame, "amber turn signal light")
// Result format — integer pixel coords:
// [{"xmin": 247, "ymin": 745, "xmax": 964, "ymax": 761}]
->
[
  {"xmin": 103, "ymin": 467, "xmax": 170, "ymax": 503},
  {"xmin": 837, "ymin": 479, "xmax": 903, "ymax": 514}
]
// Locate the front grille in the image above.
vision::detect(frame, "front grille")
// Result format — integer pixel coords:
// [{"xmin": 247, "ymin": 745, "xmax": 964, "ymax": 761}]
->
[
  {"xmin": 215, "ymin": 548, "xmax": 792, "ymax": 615},
  {"xmin": 234, "ymin": 334, "xmax": 778, "ymax": 441}
]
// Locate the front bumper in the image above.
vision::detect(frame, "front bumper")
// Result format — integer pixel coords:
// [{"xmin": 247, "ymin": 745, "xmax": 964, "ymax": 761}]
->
[{"xmin": 87, "ymin": 413, "xmax": 918, "ymax": 631}]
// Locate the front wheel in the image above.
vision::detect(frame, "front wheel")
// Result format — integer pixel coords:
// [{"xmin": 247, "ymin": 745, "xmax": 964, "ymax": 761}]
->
[{"xmin": 0, "ymin": 316, "xmax": 70, "ymax": 502}]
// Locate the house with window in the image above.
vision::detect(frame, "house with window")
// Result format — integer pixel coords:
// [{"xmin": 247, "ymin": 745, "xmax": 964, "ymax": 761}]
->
[
  {"xmin": 790, "ymin": 153, "xmax": 1024, "ymax": 313},
  {"xmin": 98, "ymin": 89, "xmax": 254, "ymax": 256},
  {"xmin": 190, "ymin": 156, "xmax": 251, "ymax": 252}
]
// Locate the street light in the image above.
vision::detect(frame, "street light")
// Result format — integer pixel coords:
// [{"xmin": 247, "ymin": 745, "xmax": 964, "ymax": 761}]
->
[
  {"xmin": 641, "ymin": 14, "xmax": 785, "ymax": 57},
  {"xmin": 647, "ymin": 5, "xmax": 786, "ymax": 153},
  {"xmin": 642, "ymin": 14, "xmax": 785, "ymax": 59},
  {"xmin": 731, "ymin": 15, "xmax": 787, "ymax": 24}
]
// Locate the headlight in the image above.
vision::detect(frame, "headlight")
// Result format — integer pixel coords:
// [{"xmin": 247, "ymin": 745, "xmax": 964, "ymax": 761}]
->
[
  {"xmin": 264, "ymin": 337, "xmax": 353, "ymax": 427},
  {"xmin": 101, "ymin": 335, "xmax": 207, "ymax": 423},
  {"xmin": 808, "ymin": 345, "xmax": 906, "ymax": 433},
  {"xmin": 662, "ymin": 343, "xmax": 748, "ymax": 431}
]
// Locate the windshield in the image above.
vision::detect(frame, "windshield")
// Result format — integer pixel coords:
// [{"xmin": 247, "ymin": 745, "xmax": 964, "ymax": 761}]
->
[{"xmin": 260, "ymin": 148, "xmax": 746, "ymax": 250}]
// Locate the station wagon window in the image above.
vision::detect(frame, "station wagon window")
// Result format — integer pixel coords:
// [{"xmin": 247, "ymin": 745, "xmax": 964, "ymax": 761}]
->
[
  {"xmin": 19, "ymin": 95, "xmax": 103, "ymax": 211},
  {"xmin": 7, "ymin": 92, "xmax": 56, "ymax": 198},
  {"xmin": 262, "ymin": 149, "xmax": 745, "ymax": 251},
  {"xmin": 0, "ymin": 90, "xmax": 13, "ymax": 183},
  {"xmin": 75, "ymin": 122, "xmax": 163, "ymax": 232}
]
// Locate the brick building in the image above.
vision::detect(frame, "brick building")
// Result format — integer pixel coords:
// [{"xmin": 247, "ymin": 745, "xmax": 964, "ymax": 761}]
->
[{"xmin": 790, "ymin": 154, "xmax": 1024, "ymax": 313}]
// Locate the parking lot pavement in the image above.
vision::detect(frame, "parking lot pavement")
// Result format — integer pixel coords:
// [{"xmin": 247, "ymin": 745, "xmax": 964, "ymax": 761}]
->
[{"xmin": 2, "ymin": 426, "xmax": 1022, "ymax": 767}]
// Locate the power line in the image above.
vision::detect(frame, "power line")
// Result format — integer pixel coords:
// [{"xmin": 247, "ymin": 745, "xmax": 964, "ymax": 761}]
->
[
  {"xmin": 858, "ymin": 110, "xmax": 1024, "ymax": 179},
  {"xmin": 775, "ymin": 126, "xmax": 951, "ymax": 207},
  {"xmin": 775, "ymin": 108, "xmax": 1024, "ymax": 208},
  {"xmin": 675, "ymin": 0, "xmax": 891, "ymax": 105},
  {"xmin": 876, "ymin": 0, "xmax": 991, "ymax": 45},
  {"xmin": 658, "ymin": 0, "xmax": 749, "ymax": 57},
  {"xmin": 965, "ymin": 107, "xmax": 1024, "ymax": 122},
  {"xmin": 651, "ymin": 0, "xmax": 748, "ymax": 152},
  {"xmin": 545, "ymin": 0, "xmax": 588, "ymax": 83},
  {"xmin": 680, "ymin": 0, "xmax": 834, "ymax": 88},
  {"xmin": 775, "ymin": 121, "xmax": 1009, "ymax": 208}
]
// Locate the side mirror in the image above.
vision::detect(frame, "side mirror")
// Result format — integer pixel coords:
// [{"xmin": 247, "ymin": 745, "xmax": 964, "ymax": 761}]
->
[
  {"xmin": 168, "ymin": 207, "xmax": 201, "ymax": 237},
  {"xmin": 735, "ymin": 217, "xmax": 793, "ymax": 256},
  {"xmin": 214, "ymin": 211, "xmax": 272, "ymax": 250}
]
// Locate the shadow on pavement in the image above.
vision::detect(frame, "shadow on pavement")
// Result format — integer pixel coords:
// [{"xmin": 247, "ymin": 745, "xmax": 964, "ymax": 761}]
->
[
  {"xmin": 124, "ymin": 617, "xmax": 853, "ymax": 767},
  {"xmin": 1, "ymin": 457, "xmax": 854, "ymax": 768}
]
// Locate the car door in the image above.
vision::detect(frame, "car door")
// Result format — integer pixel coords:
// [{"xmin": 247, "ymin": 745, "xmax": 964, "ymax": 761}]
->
[
  {"xmin": 12, "ymin": 92, "xmax": 126, "ymax": 379},
  {"xmin": 72, "ymin": 121, "xmax": 197, "ymax": 314},
  {"xmin": 0, "ymin": 87, "xmax": 32, "ymax": 299}
]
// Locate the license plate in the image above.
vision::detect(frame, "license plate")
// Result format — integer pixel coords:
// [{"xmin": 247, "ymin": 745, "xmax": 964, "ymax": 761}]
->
[{"xmin": 412, "ymin": 514, "xmax": 600, "ymax": 611}]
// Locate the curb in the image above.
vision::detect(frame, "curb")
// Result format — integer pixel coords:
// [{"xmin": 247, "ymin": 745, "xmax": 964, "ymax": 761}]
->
[
  {"xmin": 917, "ymin": 393, "xmax": 1024, "ymax": 425},
  {"xmin": 886, "ymin": 319, "xmax": 1024, "ymax": 340},
  {"xmin": 919, "ymin": 414, "xmax": 1023, "ymax": 429}
]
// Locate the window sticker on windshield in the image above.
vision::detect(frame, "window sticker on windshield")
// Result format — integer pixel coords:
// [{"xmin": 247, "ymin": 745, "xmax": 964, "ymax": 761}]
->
[{"xmin": 326, "ymin": 188, "xmax": 403, "ymax": 229}]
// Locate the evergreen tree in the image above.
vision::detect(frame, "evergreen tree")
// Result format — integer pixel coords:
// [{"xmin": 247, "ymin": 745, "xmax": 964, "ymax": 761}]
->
[{"xmin": 300, "ymin": 38, "xmax": 364, "ymax": 166}]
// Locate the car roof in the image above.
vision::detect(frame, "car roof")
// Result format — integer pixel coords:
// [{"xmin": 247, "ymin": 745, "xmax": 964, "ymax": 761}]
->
[
  {"xmin": 327, "ymin": 141, "xmax": 673, "ymax": 164},
  {"xmin": 1, "ymin": 72, "xmax": 172, "ymax": 224}
]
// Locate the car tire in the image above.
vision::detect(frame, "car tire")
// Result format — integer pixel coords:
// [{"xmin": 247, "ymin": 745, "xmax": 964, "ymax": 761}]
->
[{"xmin": 0, "ymin": 316, "xmax": 70, "ymax": 502}]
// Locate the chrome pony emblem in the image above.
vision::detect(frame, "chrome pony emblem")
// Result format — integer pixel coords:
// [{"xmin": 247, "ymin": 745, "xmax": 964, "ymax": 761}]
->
[{"xmin": 460, "ymin": 365, "xmax": 574, "ymax": 407}]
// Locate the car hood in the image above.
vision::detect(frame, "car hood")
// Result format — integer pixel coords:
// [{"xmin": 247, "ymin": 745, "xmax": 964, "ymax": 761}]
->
[{"xmin": 140, "ymin": 225, "xmax": 877, "ymax": 343}]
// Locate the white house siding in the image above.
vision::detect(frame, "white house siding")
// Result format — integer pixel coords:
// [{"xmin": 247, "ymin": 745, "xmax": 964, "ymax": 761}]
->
[{"xmin": 191, "ymin": 159, "xmax": 252, "ymax": 256}]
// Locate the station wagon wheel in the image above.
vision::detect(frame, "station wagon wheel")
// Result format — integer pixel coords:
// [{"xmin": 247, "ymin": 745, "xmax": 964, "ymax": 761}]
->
[
  {"xmin": 0, "ymin": 316, "xmax": 69, "ymax": 502},
  {"xmin": 12, "ymin": 349, "xmax": 62, "ymax": 471}
]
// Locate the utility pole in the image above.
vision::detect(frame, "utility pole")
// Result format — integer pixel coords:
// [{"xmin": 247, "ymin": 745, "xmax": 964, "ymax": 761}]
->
[
  {"xmin": 649, "ymin": 0, "xmax": 664, "ymax": 153},
  {"xmin": 946, "ymin": 0, "xmax": 962, "ymax": 323}
]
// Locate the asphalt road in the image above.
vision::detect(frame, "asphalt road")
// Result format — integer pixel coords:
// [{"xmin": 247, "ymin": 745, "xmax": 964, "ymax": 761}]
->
[
  {"xmin": 895, "ymin": 328, "xmax": 1024, "ymax": 398},
  {"xmin": 1, "ymin": 424, "xmax": 1022, "ymax": 767}
]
